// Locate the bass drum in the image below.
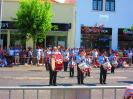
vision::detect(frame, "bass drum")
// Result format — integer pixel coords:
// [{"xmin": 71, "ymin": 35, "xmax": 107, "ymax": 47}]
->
[
  {"xmin": 55, "ymin": 53, "xmax": 64, "ymax": 71},
  {"xmin": 55, "ymin": 60, "xmax": 63, "ymax": 71}
]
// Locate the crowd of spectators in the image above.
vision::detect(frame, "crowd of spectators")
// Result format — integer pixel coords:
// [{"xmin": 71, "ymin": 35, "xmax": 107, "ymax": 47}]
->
[{"xmin": 0, "ymin": 44, "xmax": 133, "ymax": 68}]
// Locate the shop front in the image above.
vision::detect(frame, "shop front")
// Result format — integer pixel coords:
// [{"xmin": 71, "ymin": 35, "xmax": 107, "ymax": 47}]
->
[
  {"xmin": 81, "ymin": 25, "xmax": 112, "ymax": 49},
  {"xmin": 118, "ymin": 28, "xmax": 133, "ymax": 49},
  {"xmin": 0, "ymin": 21, "xmax": 70, "ymax": 48},
  {"xmin": 45, "ymin": 36, "xmax": 67, "ymax": 48},
  {"xmin": 45, "ymin": 23, "xmax": 70, "ymax": 48},
  {"xmin": 0, "ymin": 21, "xmax": 26, "ymax": 48}
]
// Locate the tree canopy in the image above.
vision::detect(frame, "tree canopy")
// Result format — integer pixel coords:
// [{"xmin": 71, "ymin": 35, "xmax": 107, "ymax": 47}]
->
[
  {"xmin": 16, "ymin": 0, "xmax": 53, "ymax": 43},
  {"xmin": 131, "ymin": 25, "xmax": 133, "ymax": 31}
]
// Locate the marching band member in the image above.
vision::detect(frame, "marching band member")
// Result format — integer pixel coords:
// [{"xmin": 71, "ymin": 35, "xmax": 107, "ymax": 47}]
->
[
  {"xmin": 98, "ymin": 52, "xmax": 107, "ymax": 84},
  {"xmin": 76, "ymin": 50, "xmax": 86, "ymax": 84},
  {"xmin": 85, "ymin": 54, "xmax": 91, "ymax": 76},
  {"xmin": 63, "ymin": 49, "xmax": 69, "ymax": 72},
  {"xmin": 49, "ymin": 47, "xmax": 63, "ymax": 86},
  {"xmin": 109, "ymin": 52, "xmax": 118, "ymax": 73},
  {"xmin": 68, "ymin": 57, "xmax": 76, "ymax": 77},
  {"xmin": 45, "ymin": 48, "xmax": 52, "ymax": 71}
]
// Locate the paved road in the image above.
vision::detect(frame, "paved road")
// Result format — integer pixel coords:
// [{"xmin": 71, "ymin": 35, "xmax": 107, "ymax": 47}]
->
[
  {"xmin": 0, "ymin": 65, "xmax": 133, "ymax": 99},
  {"xmin": 0, "ymin": 65, "xmax": 133, "ymax": 86}
]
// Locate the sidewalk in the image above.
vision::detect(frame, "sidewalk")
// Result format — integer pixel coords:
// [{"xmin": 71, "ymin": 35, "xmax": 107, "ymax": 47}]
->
[
  {"xmin": 0, "ymin": 65, "xmax": 45, "ymax": 71},
  {"xmin": 0, "ymin": 64, "xmax": 133, "ymax": 72}
]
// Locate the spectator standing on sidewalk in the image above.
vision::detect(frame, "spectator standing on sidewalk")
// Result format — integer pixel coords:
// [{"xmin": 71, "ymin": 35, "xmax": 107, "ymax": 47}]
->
[
  {"xmin": 14, "ymin": 45, "xmax": 20, "ymax": 65},
  {"xmin": 27, "ymin": 47, "xmax": 33, "ymax": 65},
  {"xmin": 8, "ymin": 46, "xmax": 14, "ymax": 66},
  {"xmin": 128, "ymin": 49, "xmax": 133, "ymax": 66}
]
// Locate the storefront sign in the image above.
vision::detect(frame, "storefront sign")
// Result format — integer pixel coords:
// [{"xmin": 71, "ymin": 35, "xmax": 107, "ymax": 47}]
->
[
  {"xmin": 1, "ymin": 21, "xmax": 16, "ymax": 29},
  {"xmin": 123, "ymin": 29, "xmax": 133, "ymax": 35},
  {"xmin": 1, "ymin": 21, "xmax": 71, "ymax": 31},
  {"xmin": 52, "ymin": 23, "xmax": 71, "ymax": 31},
  {"xmin": 81, "ymin": 26, "xmax": 112, "ymax": 35},
  {"xmin": 118, "ymin": 28, "xmax": 133, "ymax": 35}
]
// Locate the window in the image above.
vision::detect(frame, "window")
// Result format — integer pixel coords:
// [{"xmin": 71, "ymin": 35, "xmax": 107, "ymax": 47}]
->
[
  {"xmin": 93, "ymin": 0, "xmax": 103, "ymax": 11},
  {"xmin": 105, "ymin": 0, "xmax": 115, "ymax": 11}
]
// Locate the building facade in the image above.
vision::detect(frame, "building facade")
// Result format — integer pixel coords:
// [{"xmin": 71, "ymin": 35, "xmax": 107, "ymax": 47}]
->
[
  {"xmin": 76, "ymin": 0, "xmax": 133, "ymax": 50},
  {"xmin": 1, "ymin": 0, "xmax": 76, "ymax": 48}
]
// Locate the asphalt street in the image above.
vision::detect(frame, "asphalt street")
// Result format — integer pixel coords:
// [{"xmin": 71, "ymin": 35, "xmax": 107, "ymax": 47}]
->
[
  {"xmin": 0, "ymin": 65, "xmax": 133, "ymax": 99},
  {"xmin": 0, "ymin": 65, "xmax": 133, "ymax": 86}
]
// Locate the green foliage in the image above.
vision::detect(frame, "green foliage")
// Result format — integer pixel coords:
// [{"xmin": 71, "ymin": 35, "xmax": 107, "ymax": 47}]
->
[
  {"xmin": 52, "ymin": 25, "xmax": 58, "ymax": 31},
  {"xmin": 15, "ymin": 0, "xmax": 53, "ymax": 42},
  {"xmin": 131, "ymin": 25, "xmax": 133, "ymax": 31}
]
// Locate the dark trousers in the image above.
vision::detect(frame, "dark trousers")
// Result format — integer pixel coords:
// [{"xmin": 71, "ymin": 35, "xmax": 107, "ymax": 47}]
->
[
  {"xmin": 86, "ymin": 70, "xmax": 90, "ymax": 76},
  {"xmin": 70, "ymin": 68, "xmax": 74, "ymax": 77},
  {"xmin": 64, "ymin": 62, "xmax": 68, "ymax": 71},
  {"xmin": 111, "ymin": 66, "xmax": 115, "ymax": 73},
  {"xmin": 45, "ymin": 61, "xmax": 50, "ymax": 71},
  {"xmin": 8, "ymin": 56, "xmax": 14, "ymax": 65},
  {"xmin": 132, "ymin": 56, "xmax": 133, "ymax": 63},
  {"xmin": 28, "ymin": 57, "xmax": 32, "ymax": 64},
  {"xmin": 100, "ymin": 65, "xmax": 107, "ymax": 84},
  {"xmin": 77, "ymin": 66, "xmax": 84, "ymax": 84},
  {"xmin": 49, "ymin": 65, "xmax": 57, "ymax": 85}
]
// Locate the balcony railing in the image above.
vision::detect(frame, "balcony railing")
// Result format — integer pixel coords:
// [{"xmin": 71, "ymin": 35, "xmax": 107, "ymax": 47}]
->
[{"xmin": 0, "ymin": 86, "xmax": 127, "ymax": 99}]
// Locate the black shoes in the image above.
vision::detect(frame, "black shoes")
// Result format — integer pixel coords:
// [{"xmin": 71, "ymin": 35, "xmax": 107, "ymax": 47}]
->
[
  {"xmin": 100, "ymin": 82, "xmax": 107, "ymax": 84},
  {"xmin": 49, "ymin": 83, "xmax": 57, "ymax": 86},
  {"xmin": 53, "ymin": 84, "xmax": 57, "ymax": 86},
  {"xmin": 78, "ymin": 82, "xmax": 84, "ymax": 85}
]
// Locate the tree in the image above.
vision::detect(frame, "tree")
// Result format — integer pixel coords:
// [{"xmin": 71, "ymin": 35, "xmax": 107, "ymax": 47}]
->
[
  {"xmin": 131, "ymin": 25, "xmax": 133, "ymax": 31},
  {"xmin": 15, "ymin": 0, "xmax": 53, "ymax": 54}
]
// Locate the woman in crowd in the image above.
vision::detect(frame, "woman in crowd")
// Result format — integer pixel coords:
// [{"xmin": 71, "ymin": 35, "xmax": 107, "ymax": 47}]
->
[
  {"xmin": 8, "ymin": 46, "xmax": 15, "ymax": 66},
  {"xmin": 27, "ymin": 47, "xmax": 33, "ymax": 65}
]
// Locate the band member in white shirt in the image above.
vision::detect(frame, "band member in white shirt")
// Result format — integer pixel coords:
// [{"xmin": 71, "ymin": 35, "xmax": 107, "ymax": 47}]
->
[{"xmin": 49, "ymin": 47, "xmax": 63, "ymax": 86}]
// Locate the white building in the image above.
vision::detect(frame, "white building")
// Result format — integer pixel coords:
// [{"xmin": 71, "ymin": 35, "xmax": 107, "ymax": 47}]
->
[{"xmin": 76, "ymin": 0, "xmax": 133, "ymax": 50}]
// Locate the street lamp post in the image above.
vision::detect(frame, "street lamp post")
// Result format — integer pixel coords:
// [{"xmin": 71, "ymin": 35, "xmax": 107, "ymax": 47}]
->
[{"xmin": 0, "ymin": 0, "xmax": 3, "ymax": 47}]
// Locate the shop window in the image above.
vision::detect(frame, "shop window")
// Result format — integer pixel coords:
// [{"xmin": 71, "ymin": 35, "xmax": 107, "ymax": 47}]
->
[
  {"xmin": 1, "ymin": 34, "xmax": 7, "ymax": 48},
  {"xmin": 81, "ymin": 26, "xmax": 112, "ymax": 49},
  {"xmin": 10, "ymin": 31, "xmax": 26, "ymax": 48},
  {"xmin": 118, "ymin": 28, "xmax": 133, "ymax": 49}
]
